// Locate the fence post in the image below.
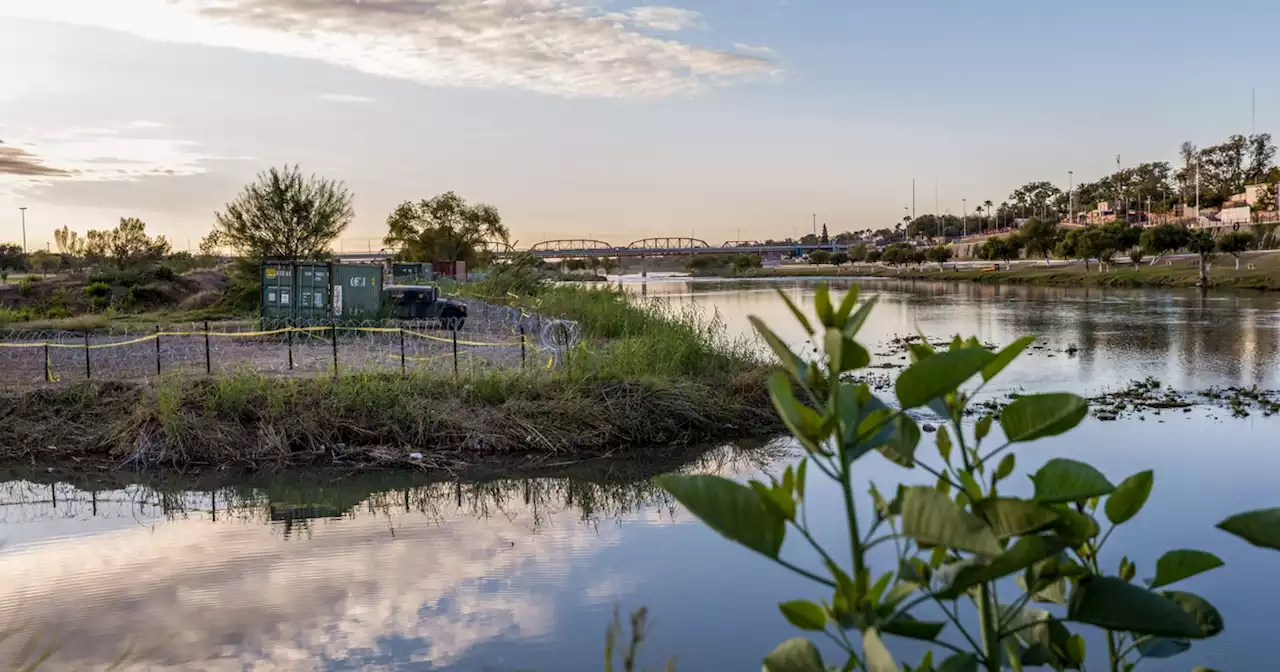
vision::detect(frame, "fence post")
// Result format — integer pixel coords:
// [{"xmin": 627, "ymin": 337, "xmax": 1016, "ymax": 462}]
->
[
  {"xmin": 43, "ymin": 343, "xmax": 50, "ymax": 383},
  {"xmin": 154, "ymin": 325, "xmax": 161, "ymax": 376},
  {"xmin": 204, "ymin": 320, "xmax": 212, "ymax": 375},
  {"xmin": 452, "ymin": 328, "xmax": 458, "ymax": 378},
  {"xmin": 83, "ymin": 331, "xmax": 91, "ymax": 380},
  {"xmin": 519, "ymin": 324, "xmax": 526, "ymax": 368},
  {"xmin": 287, "ymin": 323, "xmax": 294, "ymax": 371},
  {"xmin": 331, "ymin": 320, "xmax": 339, "ymax": 378},
  {"xmin": 399, "ymin": 328, "xmax": 406, "ymax": 377}
]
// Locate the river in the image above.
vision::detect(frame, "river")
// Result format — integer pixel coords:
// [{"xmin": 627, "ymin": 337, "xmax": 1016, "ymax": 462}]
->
[{"xmin": 0, "ymin": 277, "xmax": 1276, "ymax": 670}]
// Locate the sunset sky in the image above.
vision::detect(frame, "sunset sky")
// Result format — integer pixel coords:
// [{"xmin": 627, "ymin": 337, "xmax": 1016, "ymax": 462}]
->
[{"xmin": 2, "ymin": 0, "xmax": 1279, "ymax": 250}]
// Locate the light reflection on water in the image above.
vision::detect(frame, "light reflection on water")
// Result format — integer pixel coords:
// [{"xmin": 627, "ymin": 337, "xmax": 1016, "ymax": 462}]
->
[{"xmin": 2, "ymin": 278, "xmax": 1278, "ymax": 670}]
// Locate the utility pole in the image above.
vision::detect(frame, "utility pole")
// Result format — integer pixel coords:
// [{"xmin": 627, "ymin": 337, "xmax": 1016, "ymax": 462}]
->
[
  {"xmin": 1195, "ymin": 158, "xmax": 1201, "ymax": 223},
  {"xmin": 812, "ymin": 213, "xmax": 816, "ymax": 237},
  {"xmin": 912, "ymin": 179, "xmax": 916, "ymax": 221},
  {"xmin": 935, "ymin": 182, "xmax": 940, "ymax": 240},
  {"xmin": 1068, "ymin": 171, "xmax": 1074, "ymax": 224},
  {"xmin": 962, "ymin": 198, "xmax": 968, "ymax": 237},
  {"xmin": 18, "ymin": 207, "xmax": 27, "ymax": 254}
]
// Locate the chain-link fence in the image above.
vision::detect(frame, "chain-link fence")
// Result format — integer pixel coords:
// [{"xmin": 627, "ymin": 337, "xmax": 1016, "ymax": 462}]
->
[{"xmin": 0, "ymin": 299, "xmax": 580, "ymax": 387}]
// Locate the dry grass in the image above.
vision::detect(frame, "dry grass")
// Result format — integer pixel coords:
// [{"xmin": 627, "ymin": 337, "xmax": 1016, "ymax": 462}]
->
[{"xmin": 0, "ymin": 370, "xmax": 776, "ymax": 476}]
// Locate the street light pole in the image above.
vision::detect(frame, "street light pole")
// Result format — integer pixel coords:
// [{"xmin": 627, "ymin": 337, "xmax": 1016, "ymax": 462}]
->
[
  {"xmin": 18, "ymin": 207, "xmax": 27, "ymax": 254},
  {"xmin": 1068, "ymin": 171, "xmax": 1074, "ymax": 224},
  {"xmin": 962, "ymin": 198, "xmax": 968, "ymax": 237}
]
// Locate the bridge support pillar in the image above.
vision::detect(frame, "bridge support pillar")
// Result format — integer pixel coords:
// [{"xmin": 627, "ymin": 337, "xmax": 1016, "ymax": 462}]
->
[{"xmin": 641, "ymin": 255, "xmax": 647, "ymax": 278}]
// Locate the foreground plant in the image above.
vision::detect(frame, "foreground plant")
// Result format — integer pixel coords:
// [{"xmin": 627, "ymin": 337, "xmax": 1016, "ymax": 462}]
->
[{"xmin": 657, "ymin": 284, "xmax": 1232, "ymax": 671}]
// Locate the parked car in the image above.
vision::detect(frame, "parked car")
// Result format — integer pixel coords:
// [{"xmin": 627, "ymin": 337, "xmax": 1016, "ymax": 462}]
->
[{"xmin": 385, "ymin": 285, "xmax": 467, "ymax": 330}]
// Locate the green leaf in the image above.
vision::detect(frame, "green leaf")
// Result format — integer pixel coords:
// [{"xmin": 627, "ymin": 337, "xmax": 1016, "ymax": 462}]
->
[
  {"xmin": 1016, "ymin": 573, "xmax": 1068, "ymax": 605},
  {"xmin": 778, "ymin": 600, "xmax": 827, "ymax": 631},
  {"xmin": 974, "ymin": 498, "xmax": 1059, "ymax": 539},
  {"xmin": 868, "ymin": 571, "xmax": 893, "ymax": 606},
  {"xmin": 878, "ymin": 415, "xmax": 920, "ymax": 468},
  {"xmin": 1032, "ymin": 458, "xmax": 1115, "ymax": 504},
  {"xmin": 879, "ymin": 581, "xmax": 919, "ymax": 614},
  {"xmin": 843, "ymin": 294, "xmax": 879, "ymax": 338},
  {"xmin": 1047, "ymin": 505, "xmax": 1101, "ymax": 546},
  {"xmin": 656, "ymin": 474, "xmax": 785, "ymax": 558},
  {"xmin": 795, "ymin": 460, "xmax": 808, "ymax": 501},
  {"xmin": 975, "ymin": 414, "xmax": 993, "ymax": 442},
  {"xmin": 981, "ymin": 335, "xmax": 1037, "ymax": 382},
  {"xmin": 767, "ymin": 373, "xmax": 827, "ymax": 454},
  {"xmin": 1067, "ymin": 576, "xmax": 1206, "ymax": 638},
  {"xmin": 834, "ymin": 285, "xmax": 860, "ymax": 324},
  {"xmin": 825, "ymin": 328, "xmax": 870, "ymax": 373},
  {"xmin": 1150, "ymin": 550, "xmax": 1224, "ymax": 588},
  {"xmin": 901, "ymin": 486, "xmax": 1002, "ymax": 557},
  {"xmin": 1136, "ymin": 638, "xmax": 1190, "ymax": 659},
  {"xmin": 863, "ymin": 628, "xmax": 899, "ymax": 672},
  {"xmin": 957, "ymin": 471, "xmax": 983, "ymax": 500},
  {"xmin": 1160, "ymin": 590, "xmax": 1225, "ymax": 637},
  {"xmin": 1217, "ymin": 507, "xmax": 1280, "ymax": 550},
  {"xmin": 935, "ymin": 536, "xmax": 1065, "ymax": 599},
  {"xmin": 895, "ymin": 348, "xmax": 996, "ymax": 409},
  {"xmin": 880, "ymin": 616, "xmax": 946, "ymax": 641},
  {"xmin": 774, "ymin": 288, "xmax": 815, "ymax": 336},
  {"xmin": 1064, "ymin": 633, "xmax": 1086, "ymax": 666},
  {"xmin": 935, "ymin": 426, "xmax": 953, "ymax": 464},
  {"xmin": 814, "ymin": 284, "xmax": 835, "ymax": 327},
  {"xmin": 1105, "ymin": 470, "xmax": 1154, "ymax": 525},
  {"xmin": 751, "ymin": 481, "xmax": 797, "ymax": 522},
  {"xmin": 763, "ymin": 638, "xmax": 825, "ymax": 672},
  {"xmin": 935, "ymin": 653, "xmax": 979, "ymax": 672},
  {"xmin": 750, "ymin": 317, "xmax": 807, "ymax": 381},
  {"xmin": 1000, "ymin": 393, "xmax": 1088, "ymax": 443},
  {"xmin": 994, "ymin": 454, "xmax": 1016, "ymax": 482}
]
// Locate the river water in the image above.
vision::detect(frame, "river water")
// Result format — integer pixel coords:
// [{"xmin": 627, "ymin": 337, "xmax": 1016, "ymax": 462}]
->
[{"xmin": 1, "ymin": 278, "xmax": 1277, "ymax": 670}]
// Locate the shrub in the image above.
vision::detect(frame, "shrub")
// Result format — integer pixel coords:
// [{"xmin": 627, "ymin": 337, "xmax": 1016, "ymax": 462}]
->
[
  {"xmin": 153, "ymin": 264, "xmax": 176, "ymax": 281},
  {"xmin": 84, "ymin": 281, "xmax": 111, "ymax": 300},
  {"xmin": 17, "ymin": 278, "xmax": 34, "ymax": 297},
  {"xmin": 653, "ymin": 284, "xmax": 1278, "ymax": 672}
]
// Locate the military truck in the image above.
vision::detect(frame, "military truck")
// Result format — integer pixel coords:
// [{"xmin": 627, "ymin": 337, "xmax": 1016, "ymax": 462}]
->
[{"xmin": 384, "ymin": 284, "xmax": 468, "ymax": 330}]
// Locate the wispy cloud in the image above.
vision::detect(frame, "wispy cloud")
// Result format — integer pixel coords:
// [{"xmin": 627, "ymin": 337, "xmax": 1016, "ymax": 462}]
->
[
  {"xmin": 317, "ymin": 93, "xmax": 377, "ymax": 104},
  {"xmin": 1, "ymin": 0, "xmax": 780, "ymax": 99},
  {"xmin": 734, "ymin": 43, "xmax": 777, "ymax": 57},
  {"xmin": 0, "ymin": 142, "xmax": 74, "ymax": 178}
]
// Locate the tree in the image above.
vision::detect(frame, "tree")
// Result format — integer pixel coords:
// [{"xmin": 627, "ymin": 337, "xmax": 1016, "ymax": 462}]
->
[
  {"xmin": 96, "ymin": 217, "xmax": 171, "ymax": 269},
  {"xmin": 1079, "ymin": 226, "xmax": 1118, "ymax": 273},
  {"xmin": 1128, "ymin": 247, "xmax": 1144, "ymax": 270},
  {"xmin": 53, "ymin": 226, "xmax": 83, "ymax": 270},
  {"xmin": 27, "ymin": 250, "xmax": 60, "ymax": 277},
  {"xmin": 1187, "ymin": 229, "xmax": 1217, "ymax": 286},
  {"xmin": 1139, "ymin": 224, "xmax": 1189, "ymax": 264},
  {"xmin": 808, "ymin": 249, "xmax": 832, "ymax": 265},
  {"xmin": 384, "ymin": 191, "xmax": 509, "ymax": 266},
  {"xmin": 829, "ymin": 251, "xmax": 850, "ymax": 267},
  {"xmin": 865, "ymin": 249, "xmax": 882, "ymax": 264},
  {"xmin": 927, "ymin": 245, "xmax": 953, "ymax": 269},
  {"xmin": 1018, "ymin": 217, "xmax": 1059, "ymax": 264},
  {"xmin": 211, "ymin": 165, "xmax": 353, "ymax": 260},
  {"xmin": 848, "ymin": 244, "xmax": 868, "ymax": 263},
  {"xmin": 820, "ymin": 224, "xmax": 830, "ymax": 245},
  {"xmin": 0, "ymin": 244, "xmax": 25, "ymax": 272},
  {"xmin": 1217, "ymin": 230, "xmax": 1255, "ymax": 270},
  {"xmin": 982, "ymin": 199, "xmax": 994, "ymax": 232},
  {"xmin": 734, "ymin": 254, "xmax": 762, "ymax": 271}
]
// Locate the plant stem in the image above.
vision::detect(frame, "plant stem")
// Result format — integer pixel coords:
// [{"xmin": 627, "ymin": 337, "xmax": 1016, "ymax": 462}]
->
[
  {"xmin": 978, "ymin": 583, "xmax": 1001, "ymax": 672},
  {"xmin": 839, "ymin": 465, "xmax": 866, "ymax": 596},
  {"xmin": 1106, "ymin": 630, "xmax": 1120, "ymax": 672}
]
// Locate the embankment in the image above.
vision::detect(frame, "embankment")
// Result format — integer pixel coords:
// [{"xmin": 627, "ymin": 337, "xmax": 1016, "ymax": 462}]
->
[{"xmin": 0, "ymin": 285, "xmax": 779, "ymax": 476}]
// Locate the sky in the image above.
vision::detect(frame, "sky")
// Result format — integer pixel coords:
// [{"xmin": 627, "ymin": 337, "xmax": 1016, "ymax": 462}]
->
[{"xmin": 2, "ymin": 0, "xmax": 1280, "ymax": 251}]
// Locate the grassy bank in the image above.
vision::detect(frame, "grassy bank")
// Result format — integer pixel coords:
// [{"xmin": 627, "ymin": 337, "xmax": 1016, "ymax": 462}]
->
[
  {"xmin": 0, "ymin": 285, "xmax": 776, "ymax": 475},
  {"xmin": 732, "ymin": 251, "xmax": 1280, "ymax": 290}
]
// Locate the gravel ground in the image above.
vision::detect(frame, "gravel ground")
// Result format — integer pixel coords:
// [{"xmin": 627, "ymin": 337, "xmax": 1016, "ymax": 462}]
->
[{"xmin": 0, "ymin": 300, "xmax": 576, "ymax": 389}]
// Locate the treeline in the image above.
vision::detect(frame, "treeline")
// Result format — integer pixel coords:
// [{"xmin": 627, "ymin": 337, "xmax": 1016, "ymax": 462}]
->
[
  {"xmin": 0, "ymin": 218, "xmax": 220, "ymax": 280},
  {"xmin": 975, "ymin": 218, "xmax": 1264, "ymax": 274}
]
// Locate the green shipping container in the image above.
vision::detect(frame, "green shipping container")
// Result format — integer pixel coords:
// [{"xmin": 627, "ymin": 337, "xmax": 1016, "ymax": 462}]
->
[
  {"xmin": 331, "ymin": 263, "xmax": 383, "ymax": 318},
  {"xmin": 261, "ymin": 261, "xmax": 383, "ymax": 321}
]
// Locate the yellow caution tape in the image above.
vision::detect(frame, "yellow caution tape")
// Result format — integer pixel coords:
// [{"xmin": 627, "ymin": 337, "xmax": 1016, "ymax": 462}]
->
[{"xmin": 401, "ymin": 329, "xmax": 519, "ymax": 348}]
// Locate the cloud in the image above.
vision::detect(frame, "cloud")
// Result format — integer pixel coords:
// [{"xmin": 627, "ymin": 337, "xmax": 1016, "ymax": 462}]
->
[
  {"xmin": 625, "ymin": 6, "xmax": 705, "ymax": 31},
  {"xmin": 0, "ymin": 0, "xmax": 779, "ymax": 99},
  {"xmin": 734, "ymin": 43, "xmax": 777, "ymax": 57},
  {"xmin": 317, "ymin": 93, "xmax": 378, "ymax": 104},
  {"xmin": 0, "ymin": 142, "xmax": 74, "ymax": 178}
]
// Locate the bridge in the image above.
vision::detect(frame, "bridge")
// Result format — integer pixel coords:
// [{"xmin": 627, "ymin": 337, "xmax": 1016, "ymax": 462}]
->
[{"xmin": 518, "ymin": 237, "xmax": 846, "ymax": 258}]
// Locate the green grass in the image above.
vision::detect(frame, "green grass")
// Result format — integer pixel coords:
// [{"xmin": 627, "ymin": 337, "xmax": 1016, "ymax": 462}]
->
[{"xmin": 0, "ymin": 283, "xmax": 776, "ymax": 475}]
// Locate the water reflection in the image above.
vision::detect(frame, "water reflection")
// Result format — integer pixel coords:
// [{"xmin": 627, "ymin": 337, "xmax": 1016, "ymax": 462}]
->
[
  {"xmin": 636, "ymin": 277, "xmax": 1280, "ymax": 394},
  {"xmin": 0, "ymin": 446, "xmax": 782, "ymax": 671}
]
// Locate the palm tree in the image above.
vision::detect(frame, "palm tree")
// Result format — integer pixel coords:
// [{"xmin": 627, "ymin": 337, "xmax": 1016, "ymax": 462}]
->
[{"xmin": 983, "ymin": 200, "xmax": 994, "ymax": 232}]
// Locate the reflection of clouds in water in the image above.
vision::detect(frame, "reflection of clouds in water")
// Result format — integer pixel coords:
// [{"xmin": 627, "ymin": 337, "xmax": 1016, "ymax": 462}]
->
[{"xmin": 0, "ymin": 486, "xmax": 625, "ymax": 670}]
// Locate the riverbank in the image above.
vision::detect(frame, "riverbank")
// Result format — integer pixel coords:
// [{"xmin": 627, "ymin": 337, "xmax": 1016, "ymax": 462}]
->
[
  {"xmin": 733, "ymin": 251, "xmax": 1280, "ymax": 290},
  {"xmin": 0, "ymin": 285, "xmax": 778, "ymax": 476}
]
